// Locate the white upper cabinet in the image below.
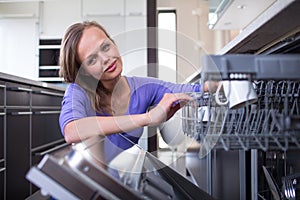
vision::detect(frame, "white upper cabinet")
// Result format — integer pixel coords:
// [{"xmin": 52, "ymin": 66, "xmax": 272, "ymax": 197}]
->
[
  {"xmin": 82, "ymin": 0, "xmax": 125, "ymax": 16},
  {"xmin": 0, "ymin": 2, "xmax": 39, "ymax": 18},
  {"xmin": 0, "ymin": 2, "xmax": 39, "ymax": 80},
  {"xmin": 0, "ymin": 18, "xmax": 39, "ymax": 80},
  {"xmin": 125, "ymin": 0, "xmax": 146, "ymax": 16},
  {"xmin": 40, "ymin": 0, "xmax": 82, "ymax": 39}
]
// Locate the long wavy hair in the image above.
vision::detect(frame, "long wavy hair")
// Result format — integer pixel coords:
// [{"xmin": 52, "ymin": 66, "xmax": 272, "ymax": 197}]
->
[{"xmin": 59, "ymin": 21, "xmax": 112, "ymax": 113}]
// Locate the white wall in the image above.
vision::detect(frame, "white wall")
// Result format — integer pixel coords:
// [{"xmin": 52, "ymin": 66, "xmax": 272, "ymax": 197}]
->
[
  {"xmin": 0, "ymin": 0, "xmax": 147, "ymax": 80},
  {"xmin": 158, "ymin": 0, "xmax": 231, "ymax": 83}
]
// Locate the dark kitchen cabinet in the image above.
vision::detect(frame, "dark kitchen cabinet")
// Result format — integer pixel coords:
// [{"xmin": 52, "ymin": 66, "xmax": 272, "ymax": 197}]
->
[
  {"xmin": 0, "ymin": 82, "xmax": 5, "ymax": 200},
  {"xmin": 0, "ymin": 72, "xmax": 65, "ymax": 199},
  {"xmin": 0, "ymin": 112, "xmax": 4, "ymax": 200},
  {"xmin": 32, "ymin": 87, "xmax": 63, "ymax": 108},
  {"xmin": 32, "ymin": 111, "xmax": 62, "ymax": 149},
  {"xmin": 6, "ymin": 83, "xmax": 31, "ymax": 107},
  {"xmin": 6, "ymin": 110, "xmax": 31, "ymax": 199}
]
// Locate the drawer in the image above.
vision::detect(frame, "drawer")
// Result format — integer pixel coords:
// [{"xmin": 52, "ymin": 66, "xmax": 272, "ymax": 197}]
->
[
  {"xmin": 0, "ymin": 160, "xmax": 4, "ymax": 200},
  {"xmin": 6, "ymin": 109, "xmax": 31, "ymax": 200},
  {"xmin": 6, "ymin": 83, "xmax": 31, "ymax": 107},
  {"xmin": 0, "ymin": 111, "xmax": 4, "ymax": 159},
  {"xmin": 32, "ymin": 87, "xmax": 64, "ymax": 107},
  {"xmin": 31, "ymin": 110, "xmax": 63, "ymax": 148},
  {"xmin": 0, "ymin": 82, "xmax": 5, "ymax": 106}
]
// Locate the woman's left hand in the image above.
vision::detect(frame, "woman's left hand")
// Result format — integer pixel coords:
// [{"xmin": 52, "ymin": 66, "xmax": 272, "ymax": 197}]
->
[
  {"xmin": 204, "ymin": 81, "xmax": 220, "ymax": 93},
  {"xmin": 147, "ymin": 93, "xmax": 192, "ymax": 126}
]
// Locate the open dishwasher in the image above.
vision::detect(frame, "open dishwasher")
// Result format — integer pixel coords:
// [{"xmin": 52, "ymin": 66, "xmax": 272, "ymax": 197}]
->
[
  {"xmin": 26, "ymin": 134, "xmax": 215, "ymax": 200},
  {"xmin": 181, "ymin": 54, "xmax": 300, "ymax": 200}
]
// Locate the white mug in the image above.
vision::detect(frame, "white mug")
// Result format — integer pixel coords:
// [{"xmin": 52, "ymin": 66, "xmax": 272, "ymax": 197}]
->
[
  {"xmin": 215, "ymin": 80, "xmax": 257, "ymax": 109},
  {"xmin": 159, "ymin": 112, "xmax": 186, "ymax": 147},
  {"xmin": 198, "ymin": 106, "xmax": 216, "ymax": 123}
]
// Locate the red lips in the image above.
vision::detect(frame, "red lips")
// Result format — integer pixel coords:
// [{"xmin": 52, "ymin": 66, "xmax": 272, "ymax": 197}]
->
[{"xmin": 105, "ymin": 60, "xmax": 117, "ymax": 72}]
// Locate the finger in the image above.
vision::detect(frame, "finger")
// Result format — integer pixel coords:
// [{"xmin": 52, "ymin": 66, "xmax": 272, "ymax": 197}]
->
[
  {"xmin": 173, "ymin": 93, "xmax": 193, "ymax": 101},
  {"xmin": 171, "ymin": 93, "xmax": 193, "ymax": 107},
  {"xmin": 167, "ymin": 103, "xmax": 181, "ymax": 120}
]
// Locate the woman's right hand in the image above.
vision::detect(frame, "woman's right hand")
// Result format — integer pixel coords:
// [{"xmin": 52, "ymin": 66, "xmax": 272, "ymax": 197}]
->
[{"xmin": 146, "ymin": 93, "xmax": 192, "ymax": 126}]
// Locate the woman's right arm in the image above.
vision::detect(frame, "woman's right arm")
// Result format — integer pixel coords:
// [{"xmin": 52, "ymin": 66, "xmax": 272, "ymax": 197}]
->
[{"xmin": 63, "ymin": 93, "xmax": 192, "ymax": 143}]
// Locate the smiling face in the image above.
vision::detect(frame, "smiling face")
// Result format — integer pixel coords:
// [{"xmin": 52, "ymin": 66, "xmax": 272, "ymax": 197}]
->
[{"xmin": 77, "ymin": 26, "xmax": 123, "ymax": 82}]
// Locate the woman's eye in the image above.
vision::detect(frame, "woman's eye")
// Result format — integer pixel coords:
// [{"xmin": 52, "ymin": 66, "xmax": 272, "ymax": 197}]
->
[
  {"xmin": 87, "ymin": 56, "xmax": 97, "ymax": 66},
  {"xmin": 102, "ymin": 43, "xmax": 110, "ymax": 52}
]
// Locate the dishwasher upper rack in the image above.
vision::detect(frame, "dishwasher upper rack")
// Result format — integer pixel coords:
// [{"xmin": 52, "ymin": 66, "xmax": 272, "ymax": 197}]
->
[
  {"xmin": 181, "ymin": 80, "xmax": 300, "ymax": 151},
  {"xmin": 201, "ymin": 54, "xmax": 300, "ymax": 81}
]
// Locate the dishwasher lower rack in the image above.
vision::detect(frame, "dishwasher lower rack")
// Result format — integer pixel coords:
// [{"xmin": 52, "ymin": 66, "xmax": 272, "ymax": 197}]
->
[{"xmin": 181, "ymin": 80, "xmax": 300, "ymax": 151}]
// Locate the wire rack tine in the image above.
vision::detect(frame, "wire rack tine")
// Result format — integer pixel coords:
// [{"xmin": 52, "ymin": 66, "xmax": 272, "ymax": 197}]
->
[{"xmin": 181, "ymin": 80, "xmax": 300, "ymax": 151}]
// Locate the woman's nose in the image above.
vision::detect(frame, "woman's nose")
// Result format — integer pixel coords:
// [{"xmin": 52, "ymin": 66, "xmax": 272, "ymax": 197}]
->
[{"xmin": 98, "ymin": 52, "xmax": 110, "ymax": 66}]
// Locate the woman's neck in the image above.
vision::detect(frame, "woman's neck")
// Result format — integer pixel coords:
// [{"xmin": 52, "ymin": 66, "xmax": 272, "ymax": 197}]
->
[{"xmin": 101, "ymin": 75, "xmax": 126, "ymax": 95}]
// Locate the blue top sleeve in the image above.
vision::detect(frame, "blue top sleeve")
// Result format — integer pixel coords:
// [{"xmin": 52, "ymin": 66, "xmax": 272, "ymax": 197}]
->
[{"xmin": 59, "ymin": 76, "xmax": 201, "ymax": 137}]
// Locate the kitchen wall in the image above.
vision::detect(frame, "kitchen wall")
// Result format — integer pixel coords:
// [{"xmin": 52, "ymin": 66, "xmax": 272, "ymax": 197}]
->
[
  {"xmin": 0, "ymin": 0, "xmax": 233, "ymax": 84},
  {"xmin": 158, "ymin": 0, "xmax": 232, "ymax": 83},
  {"xmin": 0, "ymin": 0, "xmax": 147, "ymax": 81}
]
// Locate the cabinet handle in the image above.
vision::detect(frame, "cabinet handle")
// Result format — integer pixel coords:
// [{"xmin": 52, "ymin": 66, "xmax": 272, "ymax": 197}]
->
[
  {"xmin": 128, "ymin": 12, "xmax": 143, "ymax": 16},
  {"xmin": 85, "ymin": 13, "xmax": 121, "ymax": 17},
  {"xmin": 8, "ymin": 87, "xmax": 32, "ymax": 92},
  {"xmin": 33, "ymin": 90, "xmax": 64, "ymax": 97},
  {"xmin": 34, "ymin": 142, "xmax": 69, "ymax": 156},
  {"xmin": 10, "ymin": 111, "xmax": 32, "ymax": 115},
  {"xmin": 33, "ymin": 111, "xmax": 61, "ymax": 115}
]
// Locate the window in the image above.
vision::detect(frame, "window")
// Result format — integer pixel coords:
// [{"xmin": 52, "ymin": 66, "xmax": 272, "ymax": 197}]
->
[
  {"xmin": 158, "ymin": 9, "xmax": 177, "ymax": 83},
  {"xmin": 158, "ymin": 9, "xmax": 177, "ymax": 150}
]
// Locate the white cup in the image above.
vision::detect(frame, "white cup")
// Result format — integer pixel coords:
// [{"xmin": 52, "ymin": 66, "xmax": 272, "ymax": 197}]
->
[
  {"xmin": 159, "ymin": 113, "xmax": 186, "ymax": 147},
  {"xmin": 198, "ymin": 106, "xmax": 216, "ymax": 122},
  {"xmin": 215, "ymin": 80, "xmax": 257, "ymax": 109}
]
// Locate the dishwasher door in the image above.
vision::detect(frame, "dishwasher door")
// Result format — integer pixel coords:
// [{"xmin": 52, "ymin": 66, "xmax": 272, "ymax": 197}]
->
[{"xmin": 26, "ymin": 135, "xmax": 215, "ymax": 200}]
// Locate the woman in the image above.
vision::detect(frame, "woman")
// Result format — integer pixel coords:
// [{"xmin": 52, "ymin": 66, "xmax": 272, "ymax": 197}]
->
[{"xmin": 59, "ymin": 21, "xmax": 212, "ymax": 152}]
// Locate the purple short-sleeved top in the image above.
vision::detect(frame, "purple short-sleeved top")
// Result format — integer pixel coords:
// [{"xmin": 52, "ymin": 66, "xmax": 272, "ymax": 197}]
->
[{"xmin": 59, "ymin": 76, "xmax": 201, "ymax": 161}]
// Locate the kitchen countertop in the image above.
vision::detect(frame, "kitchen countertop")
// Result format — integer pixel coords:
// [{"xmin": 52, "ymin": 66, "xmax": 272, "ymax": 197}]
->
[{"xmin": 0, "ymin": 72, "xmax": 66, "ymax": 91}]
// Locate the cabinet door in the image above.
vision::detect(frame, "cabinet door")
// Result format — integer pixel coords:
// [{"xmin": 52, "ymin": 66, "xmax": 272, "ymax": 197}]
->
[
  {"xmin": 0, "ymin": 82, "xmax": 5, "ymax": 107},
  {"xmin": 0, "ymin": 109, "xmax": 4, "ymax": 200},
  {"xmin": 0, "ymin": 110, "xmax": 3, "ymax": 200},
  {"xmin": 117, "ymin": 16, "xmax": 147, "ymax": 77},
  {"xmin": 31, "ymin": 87, "xmax": 63, "ymax": 107},
  {"xmin": 0, "ymin": 2, "xmax": 39, "ymax": 16},
  {"xmin": 6, "ymin": 83, "xmax": 31, "ymax": 107},
  {"xmin": 0, "ymin": 165, "xmax": 4, "ymax": 200},
  {"xmin": 82, "ymin": 0, "xmax": 124, "ymax": 16},
  {"xmin": 0, "ymin": 18, "xmax": 38, "ymax": 80},
  {"xmin": 6, "ymin": 110, "xmax": 31, "ymax": 199},
  {"xmin": 125, "ymin": 0, "xmax": 146, "ymax": 16},
  {"xmin": 31, "ymin": 111, "xmax": 63, "ymax": 149},
  {"xmin": 0, "ymin": 111, "xmax": 4, "ymax": 161},
  {"xmin": 40, "ymin": 0, "xmax": 82, "ymax": 38},
  {"xmin": 84, "ymin": 15, "xmax": 126, "ymax": 38}
]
